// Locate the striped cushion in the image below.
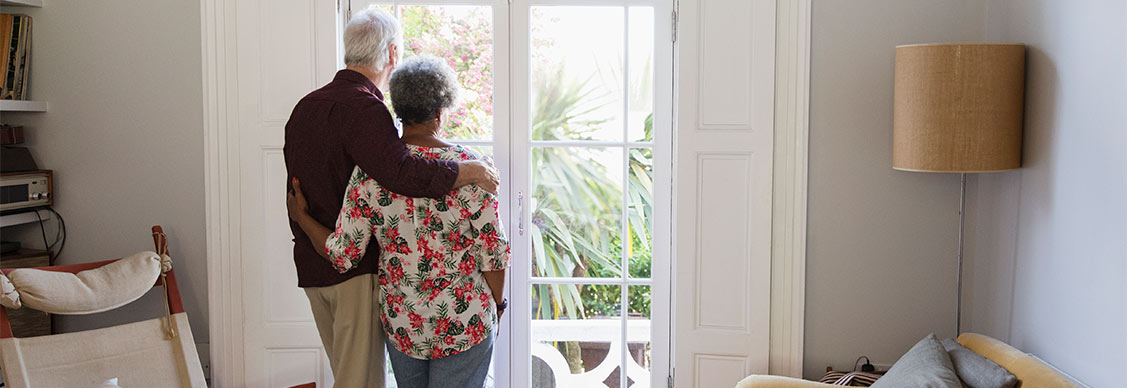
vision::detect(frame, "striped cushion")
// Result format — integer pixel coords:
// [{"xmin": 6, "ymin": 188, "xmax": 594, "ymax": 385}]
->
[{"xmin": 819, "ymin": 371, "xmax": 883, "ymax": 386}]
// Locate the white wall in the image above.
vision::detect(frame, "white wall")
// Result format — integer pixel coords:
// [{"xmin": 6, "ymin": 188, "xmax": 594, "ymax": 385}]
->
[
  {"xmin": 805, "ymin": 0, "xmax": 987, "ymax": 379},
  {"xmin": 808, "ymin": 0, "xmax": 1126, "ymax": 384},
  {"xmin": 0, "ymin": 0, "xmax": 207, "ymax": 346},
  {"xmin": 963, "ymin": 1, "xmax": 1127, "ymax": 387}
]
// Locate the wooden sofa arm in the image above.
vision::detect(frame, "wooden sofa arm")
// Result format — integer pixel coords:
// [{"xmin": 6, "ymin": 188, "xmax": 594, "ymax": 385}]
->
[{"xmin": 735, "ymin": 375, "xmax": 837, "ymax": 388}]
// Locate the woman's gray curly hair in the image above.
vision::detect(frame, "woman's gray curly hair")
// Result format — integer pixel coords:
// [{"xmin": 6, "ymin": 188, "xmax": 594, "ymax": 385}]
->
[{"xmin": 389, "ymin": 54, "xmax": 462, "ymax": 126}]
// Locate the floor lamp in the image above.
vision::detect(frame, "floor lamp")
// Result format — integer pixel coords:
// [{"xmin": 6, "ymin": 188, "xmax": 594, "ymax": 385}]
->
[{"xmin": 892, "ymin": 43, "xmax": 1026, "ymax": 335}]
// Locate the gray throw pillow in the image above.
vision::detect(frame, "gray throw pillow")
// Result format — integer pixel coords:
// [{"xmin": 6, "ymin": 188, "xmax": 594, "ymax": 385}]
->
[
  {"xmin": 941, "ymin": 338, "xmax": 1019, "ymax": 388},
  {"xmin": 871, "ymin": 334, "xmax": 964, "ymax": 388}
]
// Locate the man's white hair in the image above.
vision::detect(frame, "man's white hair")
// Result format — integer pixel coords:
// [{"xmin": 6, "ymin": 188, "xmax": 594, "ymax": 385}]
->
[{"xmin": 343, "ymin": 8, "xmax": 403, "ymax": 69}]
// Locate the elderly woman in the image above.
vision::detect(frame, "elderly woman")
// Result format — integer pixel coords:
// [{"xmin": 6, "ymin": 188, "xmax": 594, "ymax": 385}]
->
[{"xmin": 287, "ymin": 54, "xmax": 510, "ymax": 388}]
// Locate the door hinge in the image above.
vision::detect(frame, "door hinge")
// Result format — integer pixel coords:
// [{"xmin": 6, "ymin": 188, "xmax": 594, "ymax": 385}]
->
[
  {"xmin": 668, "ymin": 373, "xmax": 674, "ymax": 388},
  {"xmin": 671, "ymin": 8, "xmax": 679, "ymax": 43}
]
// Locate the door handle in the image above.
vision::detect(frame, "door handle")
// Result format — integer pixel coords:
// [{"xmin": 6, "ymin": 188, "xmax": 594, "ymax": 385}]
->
[{"xmin": 517, "ymin": 191, "xmax": 524, "ymax": 236}]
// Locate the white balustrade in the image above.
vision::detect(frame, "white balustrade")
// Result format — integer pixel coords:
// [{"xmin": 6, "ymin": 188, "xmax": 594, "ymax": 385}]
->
[{"xmin": 530, "ymin": 319, "xmax": 651, "ymax": 388}]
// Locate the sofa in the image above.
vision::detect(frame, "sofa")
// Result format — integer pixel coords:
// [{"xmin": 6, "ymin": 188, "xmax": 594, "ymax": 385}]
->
[{"xmin": 736, "ymin": 333, "xmax": 1078, "ymax": 388}]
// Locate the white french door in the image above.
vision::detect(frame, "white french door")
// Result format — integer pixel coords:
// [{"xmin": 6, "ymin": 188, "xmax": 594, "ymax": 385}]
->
[
  {"xmin": 508, "ymin": 2, "xmax": 672, "ymax": 388},
  {"xmin": 345, "ymin": 1, "xmax": 673, "ymax": 387}
]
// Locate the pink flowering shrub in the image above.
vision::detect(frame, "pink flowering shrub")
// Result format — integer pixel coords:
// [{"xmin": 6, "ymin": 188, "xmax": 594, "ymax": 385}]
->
[{"xmin": 398, "ymin": 6, "xmax": 494, "ymax": 140}]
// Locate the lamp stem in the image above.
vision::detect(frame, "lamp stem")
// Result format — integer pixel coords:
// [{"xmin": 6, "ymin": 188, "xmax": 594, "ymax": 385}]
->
[{"xmin": 956, "ymin": 173, "xmax": 966, "ymax": 336}]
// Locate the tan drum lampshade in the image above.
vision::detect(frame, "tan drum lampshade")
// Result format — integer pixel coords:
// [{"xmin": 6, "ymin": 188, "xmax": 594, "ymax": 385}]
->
[{"xmin": 893, "ymin": 43, "xmax": 1026, "ymax": 172}]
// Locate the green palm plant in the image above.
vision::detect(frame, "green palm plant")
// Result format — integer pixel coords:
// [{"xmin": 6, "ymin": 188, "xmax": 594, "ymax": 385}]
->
[
  {"xmin": 529, "ymin": 71, "xmax": 656, "ymax": 322},
  {"xmin": 529, "ymin": 68, "xmax": 622, "ymax": 320}
]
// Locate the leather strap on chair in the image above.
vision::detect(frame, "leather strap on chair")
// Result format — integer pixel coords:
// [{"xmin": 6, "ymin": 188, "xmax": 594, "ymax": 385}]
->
[{"xmin": 153, "ymin": 227, "xmax": 178, "ymax": 340}]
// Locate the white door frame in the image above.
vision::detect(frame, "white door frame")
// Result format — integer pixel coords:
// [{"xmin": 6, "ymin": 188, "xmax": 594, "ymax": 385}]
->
[
  {"xmin": 200, "ymin": 0, "xmax": 809, "ymax": 385},
  {"xmin": 768, "ymin": 0, "xmax": 811, "ymax": 378},
  {"xmin": 200, "ymin": 0, "xmax": 245, "ymax": 385}
]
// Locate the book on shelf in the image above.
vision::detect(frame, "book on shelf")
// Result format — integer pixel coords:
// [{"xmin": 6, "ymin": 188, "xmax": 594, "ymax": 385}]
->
[
  {"xmin": 0, "ymin": 14, "xmax": 11, "ymax": 91},
  {"xmin": 1, "ymin": 13, "xmax": 32, "ymax": 100}
]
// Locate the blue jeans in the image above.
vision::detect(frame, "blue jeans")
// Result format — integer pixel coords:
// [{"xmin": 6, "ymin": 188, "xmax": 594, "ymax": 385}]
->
[{"xmin": 386, "ymin": 333, "xmax": 494, "ymax": 388}]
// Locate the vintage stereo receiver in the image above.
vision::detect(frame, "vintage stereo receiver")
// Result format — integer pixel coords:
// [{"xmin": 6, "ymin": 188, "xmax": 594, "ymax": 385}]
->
[{"xmin": 0, "ymin": 170, "xmax": 53, "ymax": 213}]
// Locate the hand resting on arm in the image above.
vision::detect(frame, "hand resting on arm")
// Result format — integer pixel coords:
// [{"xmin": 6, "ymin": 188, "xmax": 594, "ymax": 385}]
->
[{"xmin": 287, "ymin": 178, "xmax": 333, "ymax": 262}]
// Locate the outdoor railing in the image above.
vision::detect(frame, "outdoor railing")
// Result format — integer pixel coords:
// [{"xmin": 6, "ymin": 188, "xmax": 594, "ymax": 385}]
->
[{"xmin": 531, "ymin": 318, "xmax": 651, "ymax": 388}]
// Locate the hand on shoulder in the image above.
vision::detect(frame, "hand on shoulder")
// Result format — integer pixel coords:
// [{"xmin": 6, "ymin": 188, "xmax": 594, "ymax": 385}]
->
[{"xmin": 457, "ymin": 159, "xmax": 499, "ymax": 194}]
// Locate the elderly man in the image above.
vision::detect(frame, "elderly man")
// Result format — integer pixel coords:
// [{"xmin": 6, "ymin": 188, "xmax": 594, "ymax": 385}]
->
[{"xmin": 283, "ymin": 8, "xmax": 497, "ymax": 388}]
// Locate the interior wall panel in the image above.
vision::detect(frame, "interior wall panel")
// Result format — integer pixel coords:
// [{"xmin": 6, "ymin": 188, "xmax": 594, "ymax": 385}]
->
[
  {"xmin": 267, "ymin": 349, "xmax": 322, "ymax": 388},
  {"xmin": 694, "ymin": 354, "xmax": 752, "ymax": 388},
  {"xmin": 263, "ymin": 148, "xmax": 313, "ymax": 323},
  {"xmin": 260, "ymin": 0, "xmax": 317, "ymax": 122},
  {"xmin": 697, "ymin": 0, "xmax": 754, "ymax": 130},
  {"xmin": 694, "ymin": 153, "xmax": 753, "ymax": 332}
]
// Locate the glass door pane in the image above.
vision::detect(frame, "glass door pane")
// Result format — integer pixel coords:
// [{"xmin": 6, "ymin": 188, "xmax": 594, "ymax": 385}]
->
[
  {"xmin": 401, "ymin": 5, "xmax": 494, "ymax": 141},
  {"xmin": 532, "ymin": 284, "xmax": 624, "ymax": 387},
  {"xmin": 627, "ymin": 7, "xmax": 656, "ymax": 143},
  {"xmin": 530, "ymin": 146, "xmax": 624, "ymax": 279},
  {"xmin": 627, "ymin": 147, "xmax": 653, "ymax": 280},
  {"xmin": 530, "ymin": 6, "xmax": 625, "ymax": 142}
]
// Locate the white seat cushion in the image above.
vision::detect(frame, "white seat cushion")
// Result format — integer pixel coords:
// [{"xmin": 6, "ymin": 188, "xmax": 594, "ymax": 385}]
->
[{"xmin": 0, "ymin": 312, "xmax": 206, "ymax": 388}]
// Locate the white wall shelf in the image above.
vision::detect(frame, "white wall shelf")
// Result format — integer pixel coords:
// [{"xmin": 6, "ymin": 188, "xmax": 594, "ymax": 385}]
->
[
  {"xmin": 0, "ymin": 0, "xmax": 43, "ymax": 7},
  {"xmin": 0, "ymin": 100, "xmax": 48, "ymax": 112},
  {"xmin": 0, "ymin": 210, "xmax": 50, "ymax": 228}
]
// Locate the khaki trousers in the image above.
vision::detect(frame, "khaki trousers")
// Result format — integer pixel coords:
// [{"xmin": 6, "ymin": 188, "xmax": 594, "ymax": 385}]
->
[{"xmin": 304, "ymin": 274, "xmax": 385, "ymax": 388}]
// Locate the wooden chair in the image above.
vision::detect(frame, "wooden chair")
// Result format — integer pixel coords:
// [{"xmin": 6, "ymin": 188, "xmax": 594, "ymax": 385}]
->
[{"xmin": 0, "ymin": 226, "xmax": 206, "ymax": 387}]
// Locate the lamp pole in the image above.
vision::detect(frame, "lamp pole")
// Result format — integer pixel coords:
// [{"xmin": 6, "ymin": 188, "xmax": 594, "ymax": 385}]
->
[{"xmin": 956, "ymin": 173, "xmax": 966, "ymax": 335}]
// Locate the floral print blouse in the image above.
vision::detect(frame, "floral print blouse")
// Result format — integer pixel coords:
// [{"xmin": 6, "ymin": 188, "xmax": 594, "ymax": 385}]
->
[{"xmin": 325, "ymin": 144, "xmax": 511, "ymax": 360}]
